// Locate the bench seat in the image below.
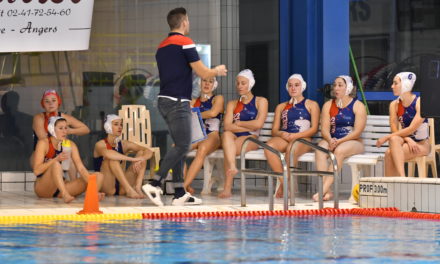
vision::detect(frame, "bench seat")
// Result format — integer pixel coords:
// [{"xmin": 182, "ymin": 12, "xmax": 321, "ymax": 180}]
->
[{"xmin": 187, "ymin": 113, "xmax": 390, "ymax": 195}]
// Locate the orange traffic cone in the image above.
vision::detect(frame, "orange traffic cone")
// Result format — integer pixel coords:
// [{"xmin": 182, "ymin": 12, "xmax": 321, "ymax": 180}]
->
[{"xmin": 77, "ymin": 174, "xmax": 103, "ymax": 214}]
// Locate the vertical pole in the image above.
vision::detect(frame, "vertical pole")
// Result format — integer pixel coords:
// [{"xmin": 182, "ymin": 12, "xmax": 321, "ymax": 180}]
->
[{"xmin": 280, "ymin": 0, "xmax": 349, "ymax": 105}]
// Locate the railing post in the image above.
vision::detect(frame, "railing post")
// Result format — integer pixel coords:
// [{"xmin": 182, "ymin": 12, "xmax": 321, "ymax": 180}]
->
[
  {"xmin": 240, "ymin": 140, "xmax": 250, "ymax": 207},
  {"xmin": 330, "ymin": 152, "xmax": 339, "ymax": 209},
  {"xmin": 268, "ymin": 176, "xmax": 274, "ymax": 211},
  {"xmin": 290, "ymin": 172, "xmax": 295, "ymax": 207},
  {"xmin": 318, "ymin": 176, "xmax": 323, "ymax": 209}
]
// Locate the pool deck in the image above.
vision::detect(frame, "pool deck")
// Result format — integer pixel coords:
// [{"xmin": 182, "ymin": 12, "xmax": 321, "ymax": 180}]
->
[{"xmin": 0, "ymin": 189, "xmax": 358, "ymax": 216}]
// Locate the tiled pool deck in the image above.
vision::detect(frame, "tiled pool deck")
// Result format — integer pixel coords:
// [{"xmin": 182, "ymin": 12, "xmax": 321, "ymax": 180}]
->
[
  {"xmin": 0, "ymin": 189, "xmax": 358, "ymax": 217},
  {"xmin": 3, "ymin": 172, "xmax": 439, "ymax": 217}
]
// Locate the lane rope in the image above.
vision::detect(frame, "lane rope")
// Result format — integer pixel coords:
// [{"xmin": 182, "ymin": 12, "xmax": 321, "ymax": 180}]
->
[{"xmin": 1, "ymin": 207, "xmax": 439, "ymax": 224}]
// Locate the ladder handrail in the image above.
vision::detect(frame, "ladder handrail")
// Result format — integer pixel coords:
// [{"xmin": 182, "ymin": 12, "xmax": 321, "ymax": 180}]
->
[
  {"xmin": 239, "ymin": 137, "xmax": 340, "ymax": 211},
  {"xmin": 288, "ymin": 138, "xmax": 339, "ymax": 209},
  {"xmin": 240, "ymin": 137, "xmax": 288, "ymax": 210}
]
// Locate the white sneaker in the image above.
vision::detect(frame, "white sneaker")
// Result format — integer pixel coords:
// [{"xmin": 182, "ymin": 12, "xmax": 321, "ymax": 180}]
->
[
  {"xmin": 142, "ymin": 183, "xmax": 163, "ymax": 206},
  {"xmin": 171, "ymin": 192, "xmax": 202, "ymax": 206}
]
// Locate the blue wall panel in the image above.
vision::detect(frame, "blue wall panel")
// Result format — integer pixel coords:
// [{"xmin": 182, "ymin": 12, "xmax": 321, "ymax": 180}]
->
[{"xmin": 279, "ymin": 0, "xmax": 349, "ymax": 105}]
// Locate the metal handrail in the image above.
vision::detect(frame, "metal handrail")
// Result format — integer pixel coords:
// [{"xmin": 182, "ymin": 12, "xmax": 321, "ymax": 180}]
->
[
  {"xmin": 287, "ymin": 138, "xmax": 339, "ymax": 209},
  {"xmin": 239, "ymin": 137, "xmax": 340, "ymax": 211},
  {"xmin": 240, "ymin": 137, "xmax": 289, "ymax": 210}
]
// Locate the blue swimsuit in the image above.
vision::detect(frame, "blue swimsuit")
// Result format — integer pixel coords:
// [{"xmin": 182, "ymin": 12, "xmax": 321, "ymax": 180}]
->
[
  {"xmin": 281, "ymin": 99, "xmax": 311, "ymax": 133},
  {"xmin": 93, "ymin": 138, "xmax": 124, "ymax": 195},
  {"xmin": 330, "ymin": 99, "xmax": 356, "ymax": 139},
  {"xmin": 193, "ymin": 96, "xmax": 222, "ymax": 134},
  {"xmin": 233, "ymin": 96, "xmax": 259, "ymax": 137},
  {"xmin": 397, "ymin": 96, "xmax": 429, "ymax": 142}
]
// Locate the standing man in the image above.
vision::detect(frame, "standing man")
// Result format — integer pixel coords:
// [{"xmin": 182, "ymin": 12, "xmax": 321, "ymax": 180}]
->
[{"xmin": 142, "ymin": 7, "xmax": 227, "ymax": 206}]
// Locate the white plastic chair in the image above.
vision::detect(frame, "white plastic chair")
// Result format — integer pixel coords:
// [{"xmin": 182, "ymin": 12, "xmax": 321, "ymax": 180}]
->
[
  {"xmin": 118, "ymin": 105, "xmax": 161, "ymax": 178},
  {"xmin": 407, "ymin": 118, "xmax": 437, "ymax": 178}
]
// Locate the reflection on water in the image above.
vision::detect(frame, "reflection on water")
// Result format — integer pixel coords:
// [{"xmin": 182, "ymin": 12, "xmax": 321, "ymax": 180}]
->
[{"xmin": 0, "ymin": 216, "xmax": 440, "ymax": 263}]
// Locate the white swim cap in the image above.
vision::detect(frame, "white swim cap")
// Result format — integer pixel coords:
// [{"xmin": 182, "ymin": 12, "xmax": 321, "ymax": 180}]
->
[
  {"xmin": 198, "ymin": 77, "xmax": 218, "ymax": 91},
  {"xmin": 237, "ymin": 69, "xmax": 255, "ymax": 91},
  {"xmin": 286, "ymin": 74, "xmax": 306, "ymax": 92},
  {"xmin": 47, "ymin": 116, "xmax": 65, "ymax": 140},
  {"xmin": 104, "ymin": 114, "xmax": 122, "ymax": 135},
  {"xmin": 396, "ymin": 72, "xmax": 416, "ymax": 95},
  {"xmin": 337, "ymin": 75, "xmax": 354, "ymax": 95}
]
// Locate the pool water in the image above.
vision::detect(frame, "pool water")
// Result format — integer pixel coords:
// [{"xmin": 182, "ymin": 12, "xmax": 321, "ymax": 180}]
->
[{"xmin": 1, "ymin": 216, "xmax": 440, "ymax": 263}]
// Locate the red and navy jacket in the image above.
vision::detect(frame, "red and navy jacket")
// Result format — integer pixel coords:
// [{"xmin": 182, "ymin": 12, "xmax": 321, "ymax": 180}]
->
[{"xmin": 155, "ymin": 32, "xmax": 200, "ymax": 100}]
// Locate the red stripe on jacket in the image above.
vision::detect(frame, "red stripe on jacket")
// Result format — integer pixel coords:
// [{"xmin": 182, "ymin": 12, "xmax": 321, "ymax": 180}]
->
[{"xmin": 158, "ymin": 35, "xmax": 194, "ymax": 49}]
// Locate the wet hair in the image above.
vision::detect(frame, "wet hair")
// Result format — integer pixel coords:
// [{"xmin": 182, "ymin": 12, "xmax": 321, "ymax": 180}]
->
[{"xmin": 167, "ymin": 7, "xmax": 187, "ymax": 30}]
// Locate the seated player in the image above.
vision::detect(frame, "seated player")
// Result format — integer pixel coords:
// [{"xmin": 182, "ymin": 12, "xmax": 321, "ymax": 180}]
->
[
  {"xmin": 33, "ymin": 116, "xmax": 104, "ymax": 203},
  {"xmin": 94, "ymin": 114, "xmax": 153, "ymax": 198}
]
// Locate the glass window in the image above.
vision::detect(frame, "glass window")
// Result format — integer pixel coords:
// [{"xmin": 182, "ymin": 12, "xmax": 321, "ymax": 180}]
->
[
  {"xmin": 239, "ymin": 0, "xmax": 279, "ymax": 110},
  {"xmin": 350, "ymin": 0, "xmax": 440, "ymax": 115},
  {"xmin": 0, "ymin": 0, "xmax": 222, "ymax": 171}
]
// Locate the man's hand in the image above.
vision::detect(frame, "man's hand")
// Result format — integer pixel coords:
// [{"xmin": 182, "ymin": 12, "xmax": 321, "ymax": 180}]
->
[{"xmin": 215, "ymin": 65, "xmax": 228, "ymax": 76}]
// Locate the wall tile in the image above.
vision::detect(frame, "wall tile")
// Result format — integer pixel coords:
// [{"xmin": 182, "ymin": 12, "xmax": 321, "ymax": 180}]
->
[
  {"xmin": 373, "ymin": 197, "xmax": 381, "ymax": 208},
  {"xmin": 26, "ymin": 182, "xmax": 34, "ymax": 192},
  {"xmin": 380, "ymin": 197, "xmax": 388, "ymax": 207},
  {"xmin": 355, "ymin": 178, "xmax": 439, "ymax": 213},
  {"xmin": 2, "ymin": 172, "xmax": 25, "ymax": 183},
  {"xmin": 436, "ymin": 185, "xmax": 440, "ymax": 213},
  {"xmin": 400, "ymin": 183, "xmax": 408, "ymax": 211},
  {"xmin": 360, "ymin": 195, "xmax": 367, "ymax": 208},
  {"xmin": 407, "ymin": 184, "xmax": 415, "ymax": 212},
  {"xmin": 387, "ymin": 182, "xmax": 394, "ymax": 208},
  {"xmin": 2, "ymin": 183, "xmax": 25, "ymax": 192},
  {"xmin": 26, "ymin": 172, "xmax": 36, "ymax": 182},
  {"xmin": 428, "ymin": 184, "xmax": 436, "ymax": 213},
  {"xmin": 367, "ymin": 196, "xmax": 374, "ymax": 208},
  {"xmin": 395, "ymin": 183, "xmax": 401, "ymax": 210},
  {"xmin": 421, "ymin": 184, "xmax": 429, "ymax": 212},
  {"xmin": 415, "ymin": 184, "xmax": 422, "ymax": 211}
]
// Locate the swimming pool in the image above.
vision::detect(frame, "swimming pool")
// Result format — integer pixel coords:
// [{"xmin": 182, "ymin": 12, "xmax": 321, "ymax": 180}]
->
[{"xmin": 1, "ymin": 214, "xmax": 440, "ymax": 263}]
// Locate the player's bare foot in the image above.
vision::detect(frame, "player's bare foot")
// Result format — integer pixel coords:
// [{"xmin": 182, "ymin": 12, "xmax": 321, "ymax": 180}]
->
[
  {"xmin": 98, "ymin": 192, "xmax": 106, "ymax": 201},
  {"xmin": 186, "ymin": 185, "xmax": 195, "ymax": 195},
  {"xmin": 126, "ymin": 189, "xmax": 142, "ymax": 199},
  {"xmin": 323, "ymin": 192, "xmax": 333, "ymax": 201},
  {"xmin": 62, "ymin": 193, "xmax": 75, "ymax": 203},
  {"xmin": 135, "ymin": 188, "xmax": 146, "ymax": 198},
  {"xmin": 218, "ymin": 190, "xmax": 232, "ymax": 198},
  {"xmin": 275, "ymin": 182, "xmax": 284, "ymax": 198},
  {"xmin": 226, "ymin": 168, "xmax": 238, "ymax": 179},
  {"xmin": 312, "ymin": 192, "xmax": 319, "ymax": 202}
]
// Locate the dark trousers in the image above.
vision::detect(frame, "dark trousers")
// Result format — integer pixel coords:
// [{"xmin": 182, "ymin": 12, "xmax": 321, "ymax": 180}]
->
[{"xmin": 154, "ymin": 97, "xmax": 192, "ymax": 188}]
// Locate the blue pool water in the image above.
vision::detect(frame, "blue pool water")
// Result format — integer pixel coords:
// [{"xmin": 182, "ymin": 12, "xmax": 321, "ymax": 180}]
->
[{"xmin": 1, "ymin": 216, "xmax": 440, "ymax": 263}]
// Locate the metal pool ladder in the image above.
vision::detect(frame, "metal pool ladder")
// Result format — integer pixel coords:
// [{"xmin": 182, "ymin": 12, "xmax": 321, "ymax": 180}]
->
[{"xmin": 240, "ymin": 138, "xmax": 339, "ymax": 211}]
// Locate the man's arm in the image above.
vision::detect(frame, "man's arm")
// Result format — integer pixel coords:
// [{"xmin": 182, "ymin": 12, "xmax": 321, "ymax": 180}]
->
[{"xmin": 190, "ymin": 61, "xmax": 227, "ymax": 79}]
